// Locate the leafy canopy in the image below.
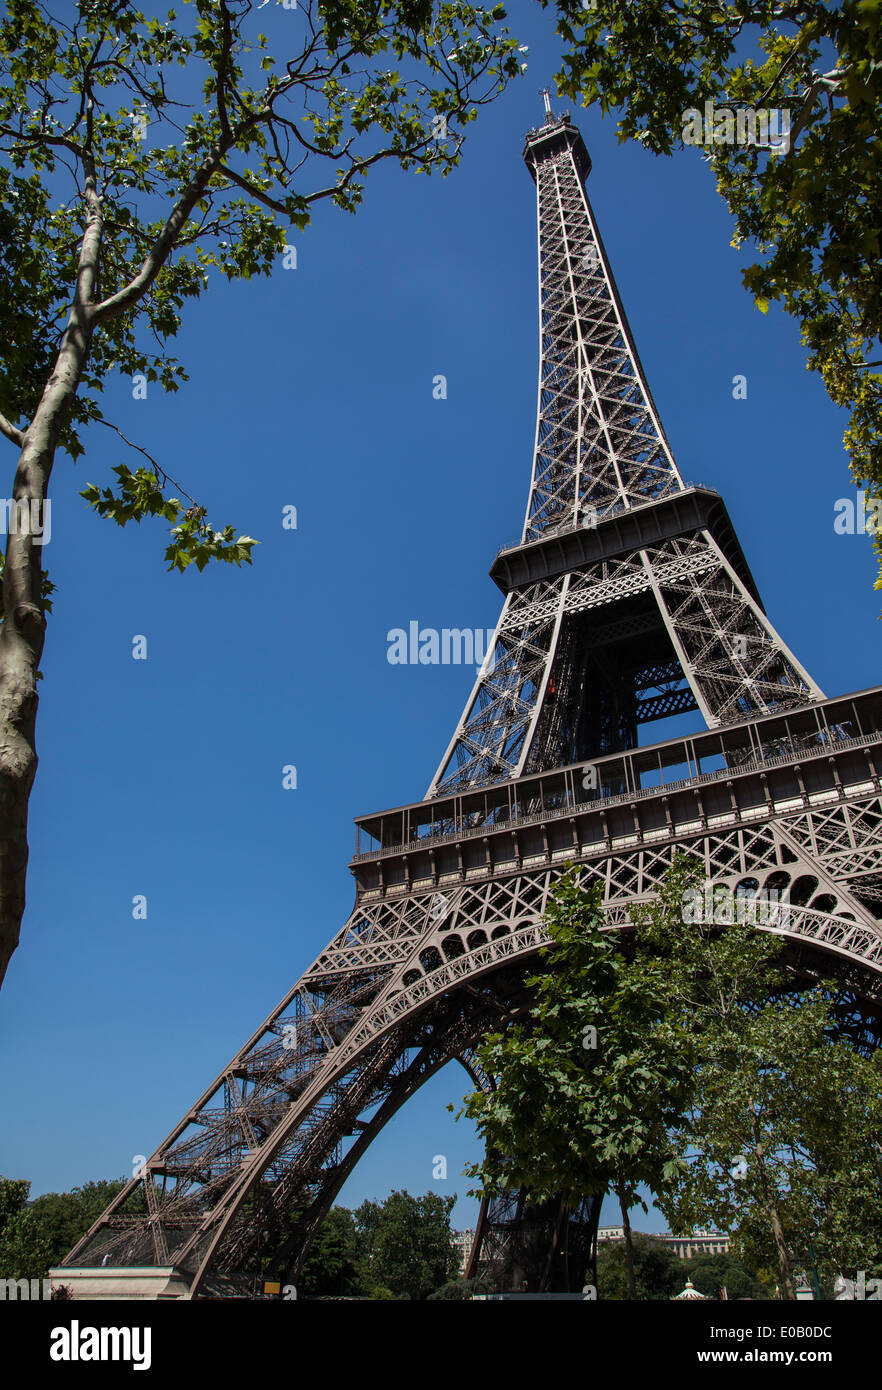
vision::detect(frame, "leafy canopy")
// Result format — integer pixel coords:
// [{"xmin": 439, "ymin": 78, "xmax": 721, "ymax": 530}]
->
[
  {"xmin": 0, "ymin": 0, "xmax": 521, "ymax": 572},
  {"xmin": 634, "ymin": 853, "xmax": 882, "ymax": 1290},
  {"xmin": 458, "ymin": 867, "xmax": 695, "ymax": 1214}
]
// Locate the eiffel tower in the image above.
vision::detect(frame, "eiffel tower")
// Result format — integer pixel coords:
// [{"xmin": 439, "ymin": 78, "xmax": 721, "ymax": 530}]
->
[{"xmin": 61, "ymin": 97, "xmax": 882, "ymax": 1299}]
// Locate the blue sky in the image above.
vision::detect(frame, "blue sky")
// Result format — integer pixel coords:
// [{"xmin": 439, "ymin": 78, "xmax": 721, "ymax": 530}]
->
[{"xmin": 1, "ymin": 0, "xmax": 878, "ymax": 1240}]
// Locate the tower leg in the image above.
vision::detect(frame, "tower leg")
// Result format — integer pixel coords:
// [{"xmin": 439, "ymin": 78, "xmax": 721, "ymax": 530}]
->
[{"xmin": 469, "ymin": 1187, "xmax": 601, "ymax": 1293}]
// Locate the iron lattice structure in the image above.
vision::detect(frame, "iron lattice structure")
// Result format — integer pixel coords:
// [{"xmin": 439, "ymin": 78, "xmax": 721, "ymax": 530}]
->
[{"xmin": 66, "ymin": 106, "xmax": 882, "ymax": 1298}]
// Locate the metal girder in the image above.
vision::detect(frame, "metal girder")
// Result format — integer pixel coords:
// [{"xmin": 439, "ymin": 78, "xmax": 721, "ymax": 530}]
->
[
  {"xmin": 520, "ymin": 114, "xmax": 685, "ymax": 537},
  {"xmin": 430, "ymin": 528, "xmax": 823, "ymax": 795},
  {"xmin": 635, "ymin": 688, "xmax": 699, "ymax": 723}
]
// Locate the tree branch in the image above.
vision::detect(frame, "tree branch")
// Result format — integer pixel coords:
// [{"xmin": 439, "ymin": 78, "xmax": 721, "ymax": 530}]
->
[
  {"xmin": 89, "ymin": 145, "xmax": 227, "ymax": 324},
  {"xmin": 91, "ymin": 417, "xmax": 201, "ymax": 507},
  {"xmin": 0, "ymin": 412, "xmax": 25, "ymax": 449},
  {"xmin": 215, "ymin": 0, "xmax": 234, "ymax": 141},
  {"xmin": 755, "ymin": 37, "xmax": 809, "ymax": 107},
  {"xmin": 216, "ymin": 162, "xmax": 293, "ymax": 216},
  {"xmin": 779, "ymin": 66, "xmax": 848, "ymax": 156}
]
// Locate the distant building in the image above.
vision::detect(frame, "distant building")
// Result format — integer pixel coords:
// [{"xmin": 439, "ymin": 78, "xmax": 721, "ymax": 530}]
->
[
  {"xmin": 597, "ymin": 1225, "xmax": 626, "ymax": 1243},
  {"xmin": 596, "ymin": 1226, "xmax": 730, "ymax": 1260},
  {"xmin": 661, "ymin": 1231, "xmax": 731, "ymax": 1261},
  {"xmin": 452, "ymin": 1229, "xmax": 475, "ymax": 1274}
]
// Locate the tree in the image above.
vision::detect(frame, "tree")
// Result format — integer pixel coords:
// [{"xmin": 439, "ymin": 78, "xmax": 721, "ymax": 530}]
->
[
  {"xmin": 0, "ymin": 1177, "xmax": 52, "ymax": 1281},
  {"xmin": 680, "ymin": 1001, "xmax": 882, "ymax": 1294},
  {"xmin": 460, "ymin": 853, "xmax": 880, "ymax": 1301},
  {"xmin": 0, "ymin": 1176, "xmax": 29, "ymax": 1239},
  {"xmin": 297, "ymin": 1205, "xmax": 359, "ymax": 1296},
  {"xmin": 458, "ymin": 868, "xmax": 695, "ymax": 1297},
  {"xmin": 683, "ymin": 1252, "xmax": 772, "ymax": 1302},
  {"xmin": 353, "ymin": 1189, "xmax": 458, "ymax": 1299},
  {"xmin": 596, "ymin": 1232, "xmax": 683, "ymax": 1301},
  {"xmin": 427, "ymin": 1274, "xmax": 491, "ymax": 1299},
  {"xmin": 0, "ymin": 1175, "xmax": 143, "ymax": 1280},
  {"xmin": 547, "ymin": 0, "xmax": 882, "ymax": 590},
  {"xmin": 28, "ymin": 1178, "xmax": 130, "ymax": 1269},
  {"xmin": 633, "ymin": 853, "xmax": 882, "ymax": 1299},
  {"xmin": 0, "ymin": 0, "xmax": 522, "ymax": 989}
]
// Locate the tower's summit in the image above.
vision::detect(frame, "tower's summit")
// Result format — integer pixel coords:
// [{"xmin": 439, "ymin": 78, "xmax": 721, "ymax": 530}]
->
[{"xmin": 524, "ymin": 92, "xmax": 591, "ymax": 182}]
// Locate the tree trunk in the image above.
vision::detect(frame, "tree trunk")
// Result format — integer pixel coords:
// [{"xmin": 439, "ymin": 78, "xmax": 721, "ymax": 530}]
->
[
  {"xmin": 0, "ymin": 577, "xmax": 42, "ymax": 987},
  {"xmin": 766, "ymin": 1197, "xmax": 796, "ymax": 1301},
  {"xmin": 752, "ymin": 1117, "xmax": 796, "ymax": 1300},
  {"xmin": 616, "ymin": 1178, "xmax": 637, "ymax": 1300},
  {"xmin": 0, "ymin": 190, "xmax": 100, "ymax": 988}
]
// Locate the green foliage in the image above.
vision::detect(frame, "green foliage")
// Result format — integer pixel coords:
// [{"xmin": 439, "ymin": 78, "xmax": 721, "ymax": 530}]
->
[
  {"xmin": 353, "ymin": 1189, "xmax": 458, "ymax": 1299},
  {"xmin": 460, "ymin": 851, "xmax": 882, "ymax": 1299},
  {"xmin": 427, "ymin": 1274, "xmax": 490, "ymax": 1299},
  {"xmin": 682, "ymin": 1252, "xmax": 772, "ymax": 1302},
  {"xmin": 596, "ymin": 1232, "xmax": 683, "ymax": 1301},
  {"xmin": 0, "ymin": 1175, "xmax": 142, "ymax": 1281},
  {"xmin": 263, "ymin": 1191, "xmax": 460, "ymax": 1299},
  {"xmin": 631, "ymin": 850, "xmax": 791, "ymax": 1031},
  {"xmin": 459, "ymin": 867, "xmax": 695, "ymax": 1218},
  {"xmin": 634, "ymin": 852, "xmax": 882, "ymax": 1294},
  {"xmin": 0, "ymin": 1176, "xmax": 30, "ymax": 1236},
  {"xmin": 80, "ymin": 466, "xmax": 257, "ymax": 573},
  {"xmin": 548, "ymin": 0, "xmax": 882, "ymax": 592},
  {"xmin": 298, "ymin": 1206, "xmax": 360, "ymax": 1296},
  {"xmin": 0, "ymin": 0, "xmax": 521, "ymax": 570},
  {"xmin": 0, "ymin": 1207, "xmax": 53, "ymax": 1282},
  {"xmin": 667, "ymin": 1001, "xmax": 882, "ymax": 1289},
  {"xmin": 0, "ymin": 1177, "xmax": 52, "ymax": 1281},
  {"xmin": 28, "ymin": 1179, "xmax": 131, "ymax": 1270}
]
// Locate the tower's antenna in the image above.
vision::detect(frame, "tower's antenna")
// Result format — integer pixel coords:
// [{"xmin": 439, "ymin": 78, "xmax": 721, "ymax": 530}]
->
[{"xmin": 541, "ymin": 88, "xmax": 554, "ymax": 122}]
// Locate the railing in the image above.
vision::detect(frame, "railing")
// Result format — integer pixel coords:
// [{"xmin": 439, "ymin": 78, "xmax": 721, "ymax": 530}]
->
[{"xmin": 351, "ymin": 730, "xmax": 879, "ymax": 863}]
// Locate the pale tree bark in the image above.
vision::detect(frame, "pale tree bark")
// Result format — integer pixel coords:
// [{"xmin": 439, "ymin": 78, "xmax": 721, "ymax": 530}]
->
[
  {"xmin": 0, "ymin": 163, "xmax": 104, "ymax": 987},
  {"xmin": 0, "ymin": 141, "xmax": 226, "ymax": 987}
]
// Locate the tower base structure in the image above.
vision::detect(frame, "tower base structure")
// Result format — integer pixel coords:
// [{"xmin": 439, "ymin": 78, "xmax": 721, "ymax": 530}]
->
[
  {"xmin": 48, "ymin": 1266, "xmax": 193, "ymax": 1300},
  {"xmin": 468, "ymin": 1190, "xmax": 602, "ymax": 1293},
  {"xmin": 61, "ymin": 686, "xmax": 882, "ymax": 1298}
]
